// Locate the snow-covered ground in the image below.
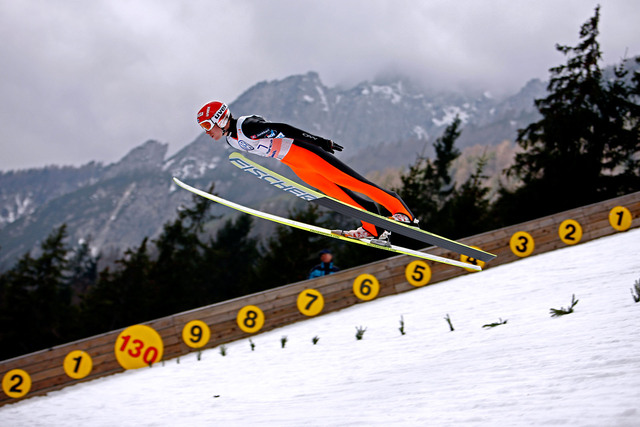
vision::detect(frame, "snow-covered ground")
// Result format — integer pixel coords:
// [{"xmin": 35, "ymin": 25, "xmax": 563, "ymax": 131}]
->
[{"xmin": 2, "ymin": 229, "xmax": 639, "ymax": 426}]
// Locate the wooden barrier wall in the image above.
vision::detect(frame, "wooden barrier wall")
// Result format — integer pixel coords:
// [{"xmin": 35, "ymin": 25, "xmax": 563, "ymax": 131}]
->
[{"xmin": 1, "ymin": 192, "xmax": 639, "ymax": 406}]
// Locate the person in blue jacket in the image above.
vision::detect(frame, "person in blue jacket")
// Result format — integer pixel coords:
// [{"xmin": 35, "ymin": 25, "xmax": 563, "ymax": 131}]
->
[{"xmin": 309, "ymin": 249, "xmax": 340, "ymax": 279}]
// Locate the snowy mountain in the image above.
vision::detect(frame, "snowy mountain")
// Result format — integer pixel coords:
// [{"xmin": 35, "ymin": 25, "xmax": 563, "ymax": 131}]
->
[
  {"xmin": 0, "ymin": 71, "xmax": 546, "ymax": 269},
  {"xmin": 231, "ymin": 71, "xmax": 544, "ymax": 153}
]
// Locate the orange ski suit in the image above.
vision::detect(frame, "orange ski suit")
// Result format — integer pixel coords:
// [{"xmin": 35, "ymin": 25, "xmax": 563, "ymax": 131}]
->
[
  {"xmin": 282, "ymin": 142, "xmax": 414, "ymax": 236},
  {"xmin": 226, "ymin": 115, "xmax": 415, "ymax": 237}
]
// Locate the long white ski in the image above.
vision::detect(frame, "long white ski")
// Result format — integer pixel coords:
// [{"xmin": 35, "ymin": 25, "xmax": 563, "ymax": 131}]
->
[
  {"xmin": 172, "ymin": 177, "xmax": 482, "ymax": 271},
  {"xmin": 228, "ymin": 152, "xmax": 496, "ymax": 263}
]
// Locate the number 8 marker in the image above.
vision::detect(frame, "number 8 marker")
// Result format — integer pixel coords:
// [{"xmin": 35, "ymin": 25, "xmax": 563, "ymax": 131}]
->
[{"xmin": 237, "ymin": 305, "xmax": 265, "ymax": 334}]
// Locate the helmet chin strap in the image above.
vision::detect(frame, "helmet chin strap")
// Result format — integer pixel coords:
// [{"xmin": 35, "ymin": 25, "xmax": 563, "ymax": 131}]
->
[{"xmin": 222, "ymin": 116, "xmax": 235, "ymax": 136}]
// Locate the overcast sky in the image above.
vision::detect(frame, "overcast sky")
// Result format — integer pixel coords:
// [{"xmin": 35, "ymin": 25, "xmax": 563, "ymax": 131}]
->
[{"xmin": 1, "ymin": 0, "xmax": 638, "ymax": 171}]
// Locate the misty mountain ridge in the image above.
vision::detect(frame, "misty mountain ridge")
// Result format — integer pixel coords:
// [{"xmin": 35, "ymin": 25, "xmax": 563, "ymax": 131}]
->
[{"xmin": 0, "ymin": 68, "xmax": 589, "ymax": 269}]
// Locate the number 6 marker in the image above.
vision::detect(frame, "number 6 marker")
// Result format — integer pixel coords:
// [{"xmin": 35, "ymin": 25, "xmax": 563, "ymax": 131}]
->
[{"xmin": 353, "ymin": 274, "xmax": 380, "ymax": 301}]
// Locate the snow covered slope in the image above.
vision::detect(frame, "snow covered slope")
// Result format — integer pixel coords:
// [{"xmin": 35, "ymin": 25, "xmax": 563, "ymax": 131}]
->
[{"xmin": 1, "ymin": 229, "xmax": 639, "ymax": 426}]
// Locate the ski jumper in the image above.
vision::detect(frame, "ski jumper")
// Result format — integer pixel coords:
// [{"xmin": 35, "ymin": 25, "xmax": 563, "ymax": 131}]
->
[{"xmin": 226, "ymin": 115, "xmax": 415, "ymax": 236}]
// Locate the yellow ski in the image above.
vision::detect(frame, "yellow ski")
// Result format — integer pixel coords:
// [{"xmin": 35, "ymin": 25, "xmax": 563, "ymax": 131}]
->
[
  {"xmin": 228, "ymin": 152, "xmax": 496, "ymax": 263},
  {"xmin": 172, "ymin": 177, "xmax": 481, "ymax": 271}
]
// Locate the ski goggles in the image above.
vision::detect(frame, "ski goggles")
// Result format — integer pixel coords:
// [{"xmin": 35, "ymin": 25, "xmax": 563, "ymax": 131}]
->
[{"xmin": 198, "ymin": 119, "xmax": 219, "ymax": 132}]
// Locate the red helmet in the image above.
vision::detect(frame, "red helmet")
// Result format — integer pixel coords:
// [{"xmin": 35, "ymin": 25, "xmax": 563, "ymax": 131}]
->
[{"xmin": 197, "ymin": 101, "xmax": 230, "ymax": 131}]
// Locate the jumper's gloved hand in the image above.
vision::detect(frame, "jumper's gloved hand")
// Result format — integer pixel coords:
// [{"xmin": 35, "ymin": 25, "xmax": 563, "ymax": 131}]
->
[{"xmin": 318, "ymin": 138, "xmax": 344, "ymax": 154}]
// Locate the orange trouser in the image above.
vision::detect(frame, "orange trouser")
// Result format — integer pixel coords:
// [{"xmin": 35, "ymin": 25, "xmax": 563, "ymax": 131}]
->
[{"xmin": 282, "ymin": 142, "xmax": 414, "ymax": 236}]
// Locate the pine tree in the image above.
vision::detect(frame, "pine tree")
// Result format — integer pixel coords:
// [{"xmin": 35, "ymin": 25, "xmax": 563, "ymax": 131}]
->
[
  {"xmin": 80, "ymin": 239, "xmax": 154, "ymax": 334},
  {"xmin": 254, "ymin": 204, "xmax": 336, "ymax": 288},
  {"xmin": 203, "ymin": 214, "xmax": 259, "ymax": 302},
  {"xmin": 66, "ymin": 238, "xmax": 99, "ymax": 304},
  {"xmin": 0, "ymin": 225, "xmax": 77, "ymax": 359},
  {"xmin": 396, "ymin": 116, "xmax": 462, "ymax": 230},
  {"xmin": 439, "ymin": 154, "xmax": 493, "ymax": 238},
  {"xmin": 499, "ymin": 6, "xmax": 640, "ymax": 223},
  {"xmin": 394, "ymin": 115, "xmax": 495, "ymax": 241},
  {"xmin": 147, "ymin": 185, "xmax": 221, "ymax": 317}
]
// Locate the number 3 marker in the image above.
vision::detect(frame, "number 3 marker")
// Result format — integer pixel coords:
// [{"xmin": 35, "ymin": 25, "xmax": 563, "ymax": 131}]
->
[{"xmin": 510, "ymin": 231, "xmax": 535, "ymax": 258}]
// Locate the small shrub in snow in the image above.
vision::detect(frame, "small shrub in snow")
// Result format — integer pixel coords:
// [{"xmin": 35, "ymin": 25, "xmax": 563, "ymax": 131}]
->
[
  {"xmin": 631, "ymin": 279, "xmax": 640, "ymax": 303},
  {"xmin": 355, "ymin": 326, "xmax": 367, "ymax": 340},
  {"xmin": 281, "ymin": 336, "xmax": 288, "ymax": 348},
  {"xmin": 312, "ymin": 336, "xmax": 320, "ymax": 345},
  {"xmin": 219, "ymin": 346, "xmax": 227, "ymax": 357},
  {"xmin": 483, "ymin": 318, "xmax": 508, "ymax": 328},
  {"xmin": 249, "ymin": 339, "xmax": 256, "ymax": 351},
  {"xmin": 444, "ymin": 314, "xmax": 455, "ymax": 331},
  {"xmin": 399, "ymin": 316, "xmax": 406, "ymax": 335},
  {"xmin": 550, "ymin": 294, "xmax": 579, "ymax": 317}
]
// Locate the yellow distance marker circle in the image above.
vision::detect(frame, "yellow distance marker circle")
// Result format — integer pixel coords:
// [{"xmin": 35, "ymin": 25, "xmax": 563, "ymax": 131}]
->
[
  {"xmin": 63, "ymin": 350, "xmax": 93, "ymax": 379},
  {"xmin": 460, "ymin": 246, "xmax": 486, "ymax": 272},
  {"xmin": 558, "ymin": 219, "xmax": 583, "ymax": 245},
  {"xmin": 115, "ymin": 324, "xmax": 164, "ymax": 370},
  {"xmin": 405, "ymin": 260, "xmax": 432, "ymax": 287},
  {"xmin": 609, "ymin": 206, "xmax": 632, "ymax": 231},
  {"xmin": 182, "ymin": 320, "xmax": 211, "ymax": 349},
  {"xmin": 297, "ymin": 289, "xmax": 325, "ymax": 317},
  {"xmin": 510, "ymin": 231, "xmax": 535, "ymax": 258},
  {"xmin": 2, "ymin": 369, "xmax": 32, "ymax": 399},
  {"xmin": 353, "ymin": 274, "xmax": 380, "ymax": 301},
  {"xmin": 237, "ymin": 305, "xmax": 265, "ymax": 334}
]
